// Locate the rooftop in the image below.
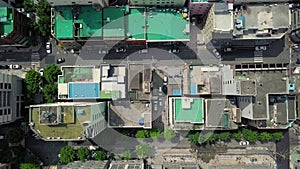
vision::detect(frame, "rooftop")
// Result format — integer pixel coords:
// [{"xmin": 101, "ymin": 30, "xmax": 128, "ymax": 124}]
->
[
  {"xmin": 173, "ymin": 97, "xmax": 204, "ymax": 123},
  {"xmin": 103, "ymin": 7, "xmax": 125, "ymax": 38},
  {"xmin": 62, "ymin": 160, "xmax": 108, "ymax": 169},
  {"xmin": 0, "ymin": 7, "xmax": 13, "ymax": 37},
  {"xmin": 127, "ymin": 8, "xmax": 146, "ymax": 40},
  {"xmin": 108, "ymin": 101, "xmax": 152, "ymax": 128},
  {"xmin": 146, "ymin": 8, "xmax": 190, "ymax": 41}
]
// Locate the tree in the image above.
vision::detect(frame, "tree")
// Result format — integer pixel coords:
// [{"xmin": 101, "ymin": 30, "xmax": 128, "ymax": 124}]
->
[
  {"xmin": 189, "ymin": 132, "xmax": 200, "ymax": 145},
  {"xmin": 218, "ymin": 132, "xmax": 231, "ymax": 142},
  {"xmin": 20, "ymin": 163, "xmax": 39, "ymax": 169},
  {"xmin": 199, "ymin": 132, "xmax": 217, "ymax": 145},
  {"xmin": 164, "ymin": 128, "xmax": 176, "ymax": 141},
  {"xmin": 135, "ymin": 144, "xmax": 150, "ymax": 159},
  {"xmin": 122, "ymin": 150, "xmax": 131, "ymax": 160},
  {"xmin": 150, "ymin": 128, "xmax": 162, "ymax": 140},
  {"xmin": 36, "ymin": 1, "xmax": 51, "ymax": 17},
  {"xmin": 44, "ymin": 64, "xmax": 61, "ymax": 83},
  {"xmin": 37, "ymin": 15, "xmax": 51, "ymax": 37},
  {"xmin": 258, "ymin": 132, "xmax": 272, "ymax": 143},
  {"xmin": 272, "ymin": 132, "xmax": 284, "ymax": 142},
  {"xmin": 242, "ymin": 129, "xmax": 258, "ymax": 143},
  {"xmin": 77, "ymin": 147, "xmax": 90, "ymax": 162},
  {"xmin": 94, "ymin": 150, "xmax": 106, "ymax": 161},
  {"xmin": 135, "ymin": 130, "xmax": 150, "ymax": 139},
  {"xmin": 59, "ymin": 146, "xmax": 75, "ymax": 164},
  {"xmin": 6, "ymin": 128, "xmax": 24, "ymax": 144},
  {"xmin": 23, "ymin": 0, "xmax": 35, "ymax": 13},
  {"xmin": 25, "ymin": 70, "xmax": 41, "ymax": 95},
  {"xmin": 232, "ymin": 131, "xmax": 242, "ymax": 142},
  {"xmin": 43, "ymin": 83, "xmax": 58, "ymax": 103}
]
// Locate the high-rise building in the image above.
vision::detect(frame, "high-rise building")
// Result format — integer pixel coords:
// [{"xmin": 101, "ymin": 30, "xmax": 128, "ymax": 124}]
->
[{"xmin": 0, "ymin": 72, "xmax": 23, "ymax": 125}]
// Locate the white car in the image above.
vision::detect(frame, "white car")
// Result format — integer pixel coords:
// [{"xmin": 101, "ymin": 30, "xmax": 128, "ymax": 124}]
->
[
  {"xmin": 46, "ymin": 42, "xmax": 52, "ymax": 54},
  {"xmin": 9, "ymin": 64, "xmax": 21, "ymax": 69},
  {"xmin": 239, "ymin": 141, "xmax": 249, "ymax": 146},
  {"xmin": 39, "ymin": 68, "xmax": 44, "ymax": 76}
]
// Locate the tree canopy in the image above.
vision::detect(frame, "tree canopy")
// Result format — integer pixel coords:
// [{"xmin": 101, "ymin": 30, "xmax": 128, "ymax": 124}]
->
[
  {"xmin": 218, "ymin": 132, "xmax": 231, "ymax": 142},
  {"xmin": 94, "ymin": 150, "xmax": 106, "ymax": 161},
  {"xmin": 232, "ymin": 132, "xmax": 242, "ymax": 142},
  {"xmin": 189, "ymin": 132, "xmax": 200, "ymax": 145},
  {"xmin": 150, "ymin": 128, "xmax": 162, "ymax": 140},
  {"xmin": 163, "ymin": 128, "xmax": 176, "ymax": 141},
  {"xmin": 35, "ymin": 1, "xmax": 51, "ymax": 37},
  {"xmin": 59, "ymin": 146, "xmax": 75, "ymax": 164},
  {"xmin": 122, "ymin": 150, "xmax": 131, "ymax": 160},
  {"xmin": 20, "ymin": 163, "xmax": 39, "ymax": 169},
  {"xmin": 258, "ymin": 132, "xmax": 272, "ymax": 143},
  {"xmin": 242, "ymin": 129, "xmax": 258, "ymax": 143},
  {"xmin": 44, "ymin": 64, "xmax": 61, "ymax": 83},
  {"xmin": 77, "ymin": 147, "xmax": 90, "ymax": 162},
  {"xmin": 272, "ymin": 132, "xmax": 284, "ymax": 142},
  {"xmin": 135, "ymin": 130, "xmax": 150, "ymax": 139},
  {"xmin": 23, "ymin": 0, "xmax": 36, "ymax": 13},
  {"xmin": 135, "ymin": 144, "xmax": 151, "ymax": 159},
  {"xmin": 43, "ymin": 83, "xmax": 58, "ymax": 103},
  {"xmin": 25, "ymin": 70, "xmax": 41, "ymax": 95}
]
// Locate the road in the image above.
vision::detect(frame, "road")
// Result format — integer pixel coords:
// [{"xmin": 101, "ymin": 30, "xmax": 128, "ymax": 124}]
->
[{"xmin": 276, "ymin": 130, "xmax": 290, "ymax": 169}]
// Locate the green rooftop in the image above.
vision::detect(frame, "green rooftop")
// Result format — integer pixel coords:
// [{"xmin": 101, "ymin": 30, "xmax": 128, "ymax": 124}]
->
[
  {"xmin": 100, "ymin": 90, "xmax": 120, "ymax": 99},
  {"xmin": 147, "ymin": 9, "xmax": 189, "ymax": 41},
  {"xmin": 103, "ymin": 7, "xmax": 125, "ymax": 38},
  {"xmin": 174, "ymin": 98, "xmax": 204, "ymax": 123},
  {"xmin": 0, "ymin": 7, "xmax": 13, "ymax": 36},
  {"xmin": 127, "ymin": 8, "xmax": 146, "ymax": 40},
  {"xmin": 54, "ymin": 6, "xmax": 73, "ymax": 39},
  {"xmin": 59, "ymin": 67, "xmax": 94, "ymax": 84}
]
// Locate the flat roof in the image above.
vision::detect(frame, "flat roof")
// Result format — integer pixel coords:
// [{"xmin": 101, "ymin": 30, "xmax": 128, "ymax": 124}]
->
[
  {"xmin": 75, "ymin": 6, "xmax": 102, "ymax": 37},
  {"xmin": 0, "ymin": 7, "xmax": 13, "ymax": 36},
  {"xmin": 54, "ymin": 6, "xmax": 73, "ymax": 39},
  {"xmin": 174, "ymin": 97, "xmax": 204, "ymax": 123},
  {"xmin": 147, "ymin": 8, "xmax": 189, "ymax": 41},
  {"xmin": 206, "ymin": 99, "xmax": 232, "ymax": 128},
  {"xmin": 127, "ymin": 8, "xmax": 146, "ymax": 40},
  {"xmin": 59, "ymin": 67, "xmax": 94, "ymax": 84},
  {"xmin": 103, "ymin": 7, "xmax": 125, "ymax": 38},
  {"xmin": 69, "ymin": 82, "xmax": 99, "ymax": 99}
]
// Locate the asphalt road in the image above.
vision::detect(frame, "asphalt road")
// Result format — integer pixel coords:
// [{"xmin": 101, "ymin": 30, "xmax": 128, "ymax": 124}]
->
[{"xmin": 276, "ymin": 130, "xmax": 289, "ymax": 169}]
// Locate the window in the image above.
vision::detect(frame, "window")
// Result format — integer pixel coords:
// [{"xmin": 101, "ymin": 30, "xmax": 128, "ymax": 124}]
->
[
  {"xmin": 4, "ymin": 83, "xmax": 7, "ymax": 89},
  {"xmin": 4, "ymin": 109, "xmax": 7, "ymax": 115},
  {"xmin": 0, "ymin": 110, "xmax": 2, "ymax": 116},
  {"xmin": 0, "ymin": 83, "xmax": 3, "ymax": 89},
  {"xmin": 8, "ymin": 83, "xmax": 11, "ymax": 89},
  {"xmin": 7, "ymin": 109, "xmax": 10, "ymax": 115}
]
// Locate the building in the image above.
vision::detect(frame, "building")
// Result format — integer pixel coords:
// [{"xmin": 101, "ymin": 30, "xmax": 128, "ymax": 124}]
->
[
  {"xmin": 47, "ymin": 0, "xmax": 108, "ymax": 7},
  {"xmin": 29, "ymin": 102, "xmax": 106, "ymax": 141},
  {"xmin": 0, "ymin": 73, "xmax": 23, "ymax": 125},
  {"xmin": 109, "ymin": 160, "xmax": 144, "ymax": 169},
  {"xmin": 204, "ymin": 3, "xmax": 290, "ymax": 51},
  {"xmin": 61, "ymin": 160, "xmax": 109, "ymax": 169},
  {"xmin": 189, "ymin": 0, "xmax": 213, "ymax": 16},
  {"xmin": 129, "ymin": 0, "xmax": 186, "ymax": 7},
  {"xmin": 51, "ymin": 6, "xmax": 190, "ymax": 49}
]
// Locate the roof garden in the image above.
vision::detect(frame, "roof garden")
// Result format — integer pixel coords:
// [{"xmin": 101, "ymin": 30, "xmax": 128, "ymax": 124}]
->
[
  {"xmin": 0, "ymin": 7, "xmax": 13, "ymax": 37},
  {"xmin": 103, "ymin": 7, "xmax": 125, "ymax": 38},
  {"xmin": 30, "ymin": 107, "xmax": 83, "ymax": 140},
  {"xmin": 147, "ymin": 8, "xmax": 189, "ymax": 41},
  {"xmin": 127, "ymin": 8, "xmax": 146, "ymax": 40},
  {"xmin": 174, "ymin": 97, "xmax": 204, "ymax": 123},
  {"xmin": 59, "ymin": 67, "xmax": 94, "ymax": 84},
  {"xmin": 54, "ymin": 6, "xmax": 73, "ymax": 39}
]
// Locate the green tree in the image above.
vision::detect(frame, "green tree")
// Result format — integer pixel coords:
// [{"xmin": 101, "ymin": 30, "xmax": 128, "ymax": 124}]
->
[
  {"xmin": 258, "ymin": 132, "xmax": 272, "ymax": 143},
  {"xmin": 94, "ymin": 150, "xmax": 106, "ymax": 161},
  {"xmin": 135, "ymin": 130, "xmax": 150, "ymax": 139},
  {"xmin": 20, "ymin": 163, "xmax": 39, "ymax": 169},
  {"xmin": 25, "ymin": 70, "xmax": 41, "ymax": 95},
  {"xmin": 164, "ymin": 128, "xmax": 176, "ymax": 141},
  {"xmin": 135, "ymin": 144, "xmax": 151, "ymax": 159},
  {"xmin": 6, "ymin": 128, "xmax": 24, "ymax": 144},
  {"xmin": 59, "ymin": 146, "xmax": 75, "ymax": 164},
  {"xmin": 242, "ymin": 129, "xmax": 258, "ymax": 143},
  {"xmin": 23, "ymin": 0, "xmax": 35, "ymax": 13},
  {"xmin": 37, "ymin": 15, "xmax": 51, "ymax": 37},
  {"xmin": 36, "ymin": 1, "xmax": 51, "ymax": 17},
  {"xmin": 218, "ymin": 132, "xmax": 231, "ymax": 142},
  {"xmin": 232, "ymin": 131, "xmax": 242, "ymax": 142},
  {"xmin": 150, "ymin": 128, "xmax": 162, "ymax": 140},
  {"xmin": 77, "ymin": 147, "xmax": 90, "ymax": 162},
  {"xmin": 199, "ymin": 133, "xmax": 217, "ymax": 145},
  {"xmin": 189, "ymin": 132, "xmax": 200, "ymax": 145},
  {"xmin": 122, "ymin": 150, "xmax": 131, "ymax": 160},
  {"xmin": 272, "ymin": 132, "xmax": 284, "ymax": 142},
  {"xmin": 44, "ymin": 64, "xmax": 61, "ymax": 83},
  {"xmin": 43, "ymin": 83, "xmax": 58, "ymax": 103}
]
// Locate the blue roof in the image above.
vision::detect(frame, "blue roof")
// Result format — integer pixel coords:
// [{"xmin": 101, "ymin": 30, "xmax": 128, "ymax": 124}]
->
[
  {"xmin": 69, "ymin": 83, "xmax": 99, "ymax": 99},
  {"xmin": 172, "ymin": 89, "xmax": 182, "ymax": 96},
  {"xmin": 190, "ymin": 85, "xmax": 197, "ymax": 95}
]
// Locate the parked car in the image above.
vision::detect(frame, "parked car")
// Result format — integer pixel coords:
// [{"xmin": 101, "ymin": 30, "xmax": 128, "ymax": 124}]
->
[
  {"xmin": 169, "ymin": 48, "xmax": 180, "ymax": 54},
  {"xmin": 56, "ymin": 58, "xmax": 65, "ymax": 64},
  {"xmin": 163, "ymin": 76, "xmax": 168, "ymax": 85},
  {"xmin": 46, "ymin": 42, "xmax": 52, "ymax": 54},
  {"xmin": 115, "ymin": 47, "xmax": 127, "ymax": 53},
  {"xmin": 39, "ymin": 68, "xmax": 44, "ymax": 76},
  {"xmin": 239, "ymin": 141, "xmax": 249, "ymax": 146},
  {"xmin": 296, "ymin": 58, "xmax": 300, "ymax": 64},
  {"xmin": 139, "ymin": 49, "xmax": 148, "ymax": 54},
  {"xmin": 9, "ymin": 64, "xmax": 21, "ymax": 69}
]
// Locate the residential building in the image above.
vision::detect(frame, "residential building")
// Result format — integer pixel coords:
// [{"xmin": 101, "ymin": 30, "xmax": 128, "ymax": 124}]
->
[
  {"xmin": 129, "ymin": 0, "xmax": 186, "ymax": 7},
  {"xmin": 189, "ymin": 0, "xmax": 213, "ymax": 16},
  {"xmin": 203, "ymin": 3, "xmax": 290, "ymax": 51},
  {"xmin": 109, "ymin": 160, "xmax": 144, "ymax": 169},
  {"xmin": 29, "ymin": 102, "xmax": 106, "ymax": 141},
  {"xmin": 61, "ymin": 160, "xmax": 109, "ymax": 169},
  {"xmin": 0, "ymin": 72, "xmax": 23, "ymax": 125},
  {"xmin": 47, "ymin": 0, "xmax": 108, "ymax": 7}
]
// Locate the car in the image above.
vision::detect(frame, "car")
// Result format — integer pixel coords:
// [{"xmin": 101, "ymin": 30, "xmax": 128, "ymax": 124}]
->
[
  {"xmin": 163, "ymin": 76, "xmax": 168, "ymax": 85},
  {"xmin": 139, "ymin": 49, "xmax": 148, "ymax": 54},
  {"xmin": 9, "ymin": 64, "xmax": 21, "ymax": 69},
  {"xmin": 0, "ymin": 135, "xmax": 4, "ymax": 140},
  {"xmin": 46, "ymin": 42, "xmax": 52, "ymax": 54},
  {"xmin": 197, "ymin": 40, "xmax": 205, "ymax": 46},
  {"xmin": 56, "ymin": 58, "xmax": 65, "ymax": 64},
  {"xmin": 158, "ymin": 87, "xmax": 163, "ymax": 95},
  {"xmin": 169, "ymin": 48, "xmax": 180, "ymax": 54},
  {"xmin": 297, "ymin": 58, "xmax": 300, "ymax": 64},
  {"xmin": 39, "ymin": 68, "xmax": 44, "ymax": 76},
  {"xmin": 115, "ymin": 47, "xmax": 127, "ymax": 53},
  {"xmin": 239, "ymin": 141, "xmax": 249, "ymax": 146}
]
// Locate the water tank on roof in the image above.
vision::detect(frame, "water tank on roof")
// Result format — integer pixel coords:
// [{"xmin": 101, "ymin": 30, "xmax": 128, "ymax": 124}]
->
[{"xmin": 269, "ymin": 97, "xmax": 276, "ymax": 103}]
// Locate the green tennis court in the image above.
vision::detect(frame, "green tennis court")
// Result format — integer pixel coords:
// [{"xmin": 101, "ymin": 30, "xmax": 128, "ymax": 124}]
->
[{"xmin": 174, "ymin": 98, "xmax": 204, "ymax": 123}]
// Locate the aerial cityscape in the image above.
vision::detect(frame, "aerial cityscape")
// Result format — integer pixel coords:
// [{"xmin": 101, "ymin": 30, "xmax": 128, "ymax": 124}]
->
[{"xmin": 0, "ymin": 0, "xmax": 300, "ymax": 169}]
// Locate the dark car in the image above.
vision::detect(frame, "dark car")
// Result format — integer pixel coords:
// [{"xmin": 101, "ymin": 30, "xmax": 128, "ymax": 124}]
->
[
  {"xmin": 296, "ymin": 58, "xmax": 300, "ymax": 64},
  {"xmin": 57, "ymin": 58, "xmax": 65, "ymax": 64}
]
